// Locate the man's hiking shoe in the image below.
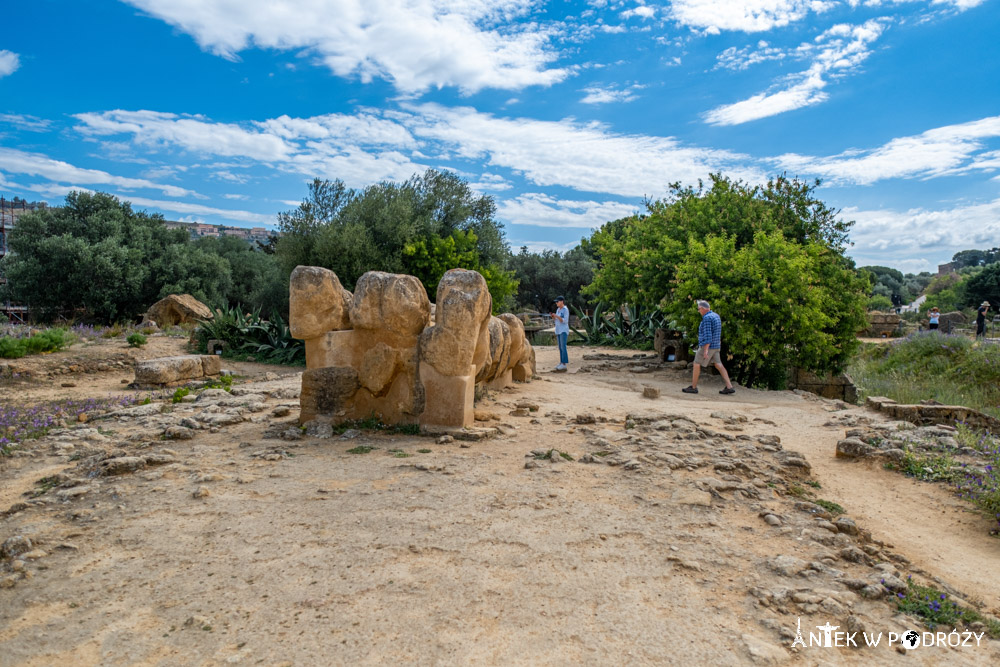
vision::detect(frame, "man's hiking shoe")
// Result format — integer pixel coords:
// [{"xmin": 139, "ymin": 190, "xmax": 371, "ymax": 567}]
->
[
  {"xmin": 682, "ymin": 386, "xmax": 698, "ymax": 394},
  {"xmin": 719, "ymin": 387, "xmax": 736, "ymax": 395}
]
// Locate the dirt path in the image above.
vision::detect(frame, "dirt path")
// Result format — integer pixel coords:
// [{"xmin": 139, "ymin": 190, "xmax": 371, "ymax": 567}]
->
[{"xmin": 1, "ymin": 338, "xmax": 998, "ymax": 665}]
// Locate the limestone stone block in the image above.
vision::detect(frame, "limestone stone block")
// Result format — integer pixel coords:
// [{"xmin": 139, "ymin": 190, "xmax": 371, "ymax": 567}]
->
[
  {"xmin": 345, "ymin": 370, "xmax": 422, "ymax": 423},
  {"xmin": 418, "ymin": 362, "xmax": 474, "ymax": 428},
  {"xmin": 135, "ymin": 355, "xmax": 214, "ymax": 385},
  {"xmin": 485, "ymin": 368, "xmax": 513, "ymax": 391},
  {"xmin": 200, "ymin": 354, "xmax": 222, "ymax": 376},
  {"xmin": 835, "ymin": 438, "xmax": 872, "ymax": 458},
  {"xmin": 350, "ymin": 271, "xmax": 430, "ymax": 336},
  {"xmin": 145, "ymin": 294, "xmax": 213, "ymax": 327},
  {"xmin": 359, "ymin": 342, "xmax": 401, "ymax": 397},
  {"xmin": 306, "ymin": 329, "xmax": 418, "ymax": 372},
  {"xmin": 423, "ymin": 269, "xmax": 492, "ymax": 377},
  {"xmin": 475, "ymin": 317, "xmax": 513, "ymax": 383},
  {"xmin": 512, "ymin": 361, "xmax": 533, "ymax": 382},
  {"xmin": 499, "ymin": 313, "xmax": 526, "ymax": 371},
  {"xmin": 289, "ymin": 266, "xmax": 352, "ymax": 340},
  {"xmin": 299, "ymin": 367, "xmax": 361, "ymax": 424}
]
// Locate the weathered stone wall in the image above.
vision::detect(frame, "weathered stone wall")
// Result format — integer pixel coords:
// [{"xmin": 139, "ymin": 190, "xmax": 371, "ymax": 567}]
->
[
  {"xmin": 291, "ymin": 266, "xmax": 535, "ymax": 429},
  {"xmin": 864, "ymin": 312, "xmax": 900, "ymax": 337},
  {"xmin": 653, "ymin": 329, "xmax": 691, "ymax": 363},
  {"xmin": 786, "ymin": 368, "xmax": 858, "ymax": 403},
  {"xmin": 134, "ymin": 355, "xmax": 222, "ymax": 387},
  {"xmin": 865, "ymin": 396, "xmax": 1000, "ymax": 431}
]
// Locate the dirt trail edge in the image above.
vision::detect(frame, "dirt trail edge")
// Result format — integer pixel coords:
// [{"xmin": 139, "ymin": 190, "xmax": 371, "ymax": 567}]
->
[{"xmin": 1, "ymin": 339, "xmax": 998, "ymax": 665}]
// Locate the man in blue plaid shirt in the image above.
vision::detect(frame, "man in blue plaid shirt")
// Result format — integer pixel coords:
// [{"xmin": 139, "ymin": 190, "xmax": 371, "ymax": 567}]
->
[{"xmin": 682, "ymin": 299, "xmax": 735, "ymax": 395}]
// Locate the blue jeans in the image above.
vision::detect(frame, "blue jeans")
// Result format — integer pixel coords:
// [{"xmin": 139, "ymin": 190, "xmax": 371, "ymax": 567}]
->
[{"xmin": 557, "ymin": 332, "xmax": 568, "ymax": 365}]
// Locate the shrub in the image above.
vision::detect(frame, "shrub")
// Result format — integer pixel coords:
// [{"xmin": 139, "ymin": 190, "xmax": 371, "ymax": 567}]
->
[
  {"xmin": 0, "ymin": 328, "xmax": 72, "ymax": 359},
  {"xmin": 127, "ymin": 333, "xmax": 148, "ymax": 348},
  {"xmin": 849, "ymin": 331, "xmax": 1000, "ymax": 418},
  {"xmin": 955, "ymin": 430, "xmax": 1000, "ymax": 533},
  {"xmin": 571, "ymin": 302, "xmax": 666, "ymax": 349},
  {"xmin": 894, "ymin": 576, "xmax": 1000, "ymax": 637},
  {"xmin": 193, "ymin": 305, "xmax": 304, "ymax": 365}
]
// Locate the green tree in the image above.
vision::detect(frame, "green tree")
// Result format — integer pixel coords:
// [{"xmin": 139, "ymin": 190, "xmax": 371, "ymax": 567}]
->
[
  {"xmin": 275, "ymin": 169, "xmax": 516, "ymax": 310},
  {"xmin": 667, "ymin": 232, "xmax": 867, "ymax": 388},
  {"xmin": 194, "ymin": 235, "xmax": 287, "ymax": 315},
  {"xmin": 951, "ymin": 248, "xmax": 1000, "ymax": 269},
  {"xmin": 0, "ymin": 191, "xmax": 224, "ymax": 322},
  {"xmin": 963, "ymin": 263, "xmax": 1000, "ymax": 308},
  {"xmin": 585, "ymin": 174, "xmax": 868, "ymax": 388},
  {"xmin": 509, "ymin": 245, "xmax": 595, "ymax": 311}
]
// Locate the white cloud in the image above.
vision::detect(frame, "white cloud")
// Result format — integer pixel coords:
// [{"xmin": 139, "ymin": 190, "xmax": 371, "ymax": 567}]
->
[
  {"xmin": 0, "ymin": 113, "xmax": 51, "ymax": 132},
  {"xmin": 511, "ymin": 239, "xmax": 582, "ymax": 254},
  {"xmin": 121, "ymin": 0, "xmax": 569, "ymax": 94},
  {"xmin": 406, "ymin": 103, "xmax": 764, "ymax": 197},
  {"xmin": 669, "ymin": 0, "xmax": 821, "ymax": 33},
  {"xmin": 499, "ymin": 192, "xmax": 639, "ymax": 228},
  {"xmin": 121, "ymin": 195, "xmax": 275, "ymax": 225},
  {"xmin": 621, "ymin": 4, "xmax": 657, "ymax": 20},
  {"xmin": 72, "ymin": 104, "xmax": 764, "ymax": 198},
  {"xmin": 705, "ymin": 19, "xmax": 887, "ymax": 125},
  {"xmin": 777, "ymin": 115, "xmax": 1000, "ymax": 184},
  {"xmin": 580, "ymin": 83, "xmax": 644, "ymax": 104},
  {"xmin": 75, "ymin": 110, "xmax": 294, "ymax": 161},
  {"xmin": 846, "ymin": 196, "xmax": 1000, "ymax": 269},
  {"xmin": 0, "ymin": 147, "xmax": 197, "ymax": 197},
  {"xmin": 0, "ymin": 50, "xmax": 19, "ymax": 77},
  {"xmin": 704, "ymin": 69, "xmax": 829, "ymax": 125},
  {"xmin": 472, "ymin": 172, "xmax": 514, "ymax": 191},
  {"xmin": 74, "ymin": 109, "xmax": 426, "ymax": 187}
]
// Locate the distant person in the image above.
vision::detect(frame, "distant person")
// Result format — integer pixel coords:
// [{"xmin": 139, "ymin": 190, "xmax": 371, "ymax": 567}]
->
[
  {"xmin": 682, "ymin": 300, "xmax": 735, "ymax": 395},
  {"xmin": 976, "ymin": 301, "xmax": 990, "ymax": 338},
  {"xmin": 550, "ymin": 296, "xmax": 569, "ymax": 371},
  {"xmin": 928, "ymin": 307, "xmax": 940, "ymax": 330}
]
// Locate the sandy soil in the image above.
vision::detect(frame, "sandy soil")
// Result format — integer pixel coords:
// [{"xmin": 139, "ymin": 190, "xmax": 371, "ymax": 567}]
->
[{"xmin": 1, "ymin": 337, "xmax": 999, "ymax": 666}]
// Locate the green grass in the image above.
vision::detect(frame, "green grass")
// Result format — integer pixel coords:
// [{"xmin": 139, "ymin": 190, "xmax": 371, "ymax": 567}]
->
[
  {"xmin": 849, "ymin": 333, "xmax": 1000, "ymax": 418},
  {"xmin": 171, "ymin": 387, "xmax": 191, "ymax": 403},
  {"xmin": 534, "ymin": 448, "xmax": 574, "ymax": 461},
  {"xmin": 203, "ymin": 374, "xmax": 234, "ymax": 392},
  {"xmin": 126, "ymin": 332, "xmax": 147, "ymax": 348},
  {"xmin": 813, "ymin": 499, "xmax": 845, "ymax": 515},
  {"xmin": 888, "ymin": 451, "xmax": 959, "ymax": 482},
  {"xmin": 332, "ymin": 413, "xmax": 422, "ymax": 436},
  {"xmin": 0, "ymin": 328, "xmax": 73, "ymax": 359},
  {"xmin": 894, "ymin": 576, "xmax": 1000, "ymax": 638},
  {"xmin": 346, "ymin": 445, "xmax": 375, "ymax": 454}
]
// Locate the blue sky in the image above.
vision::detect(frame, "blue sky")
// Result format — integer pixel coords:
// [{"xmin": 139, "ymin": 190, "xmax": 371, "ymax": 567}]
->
[{"xmin": 1, "ymin": 0, "xmax": 998, "ymax": 274}]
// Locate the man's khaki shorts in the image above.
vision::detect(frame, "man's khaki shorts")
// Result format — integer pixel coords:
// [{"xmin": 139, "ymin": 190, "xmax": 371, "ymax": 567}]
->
[{"xmin": 694, "ymin": 347, "xmax": 722, "ymax": 367}]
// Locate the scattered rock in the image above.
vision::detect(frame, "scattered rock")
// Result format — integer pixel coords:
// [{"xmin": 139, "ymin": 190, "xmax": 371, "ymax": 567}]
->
[
  {"xmin": 642, "ymin": 387, "xmax": 660, "ymax": 399},
  {"xmin": 1, "ymin": 536, "xmax": 32, "ymax": 559},
  {"xmin": 836, "ymin": 437, "xmax": 873, "ymax": 458},
  {"xmin": 768, "ymin": 555, "xmax": 809, "ymax": 577},
  {"xmin": 670, "ymin": 487, "xmax": 713, "ymax": 507}
]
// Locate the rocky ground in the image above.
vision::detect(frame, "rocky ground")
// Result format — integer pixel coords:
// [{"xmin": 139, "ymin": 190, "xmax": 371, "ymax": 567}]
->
[{"xmin": 1, "ymin": 335, "xmax": 999, "ymax": 665}]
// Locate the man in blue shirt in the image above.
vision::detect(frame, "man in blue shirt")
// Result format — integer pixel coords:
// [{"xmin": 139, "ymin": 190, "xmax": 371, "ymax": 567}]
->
[
  {"xmin": 682, "ymin": 299, "xmax": 735, "ymax": 395},
  {"xmin": 551, "ymin": 296, "xmax": 570, "ymax": 371}
]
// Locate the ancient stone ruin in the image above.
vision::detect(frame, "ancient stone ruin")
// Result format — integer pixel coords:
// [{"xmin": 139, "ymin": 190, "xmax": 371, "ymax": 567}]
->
[
  {"xmin": 864, "ymin": 311, "xmax": 901, "ymax": 337},
  {"xmin": 290, "ymin": 266, "xmax": 535, "ymax": 429},
  {"xmin": 144, "ymin": 294, "xmax": 213, "ymax": 327}
]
